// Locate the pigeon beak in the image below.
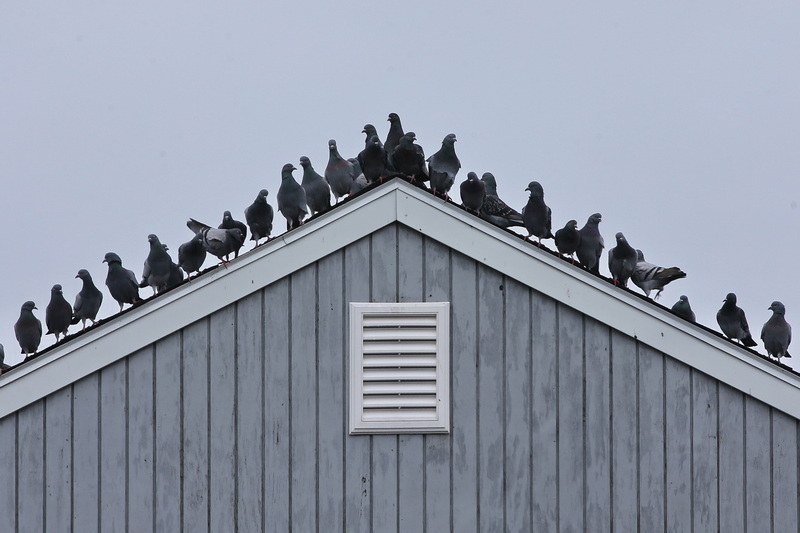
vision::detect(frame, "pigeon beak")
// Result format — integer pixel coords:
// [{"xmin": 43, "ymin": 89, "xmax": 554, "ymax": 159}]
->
[{"xmin": 525, "ymin": 187, "xmax": 530, "ymax": 192}]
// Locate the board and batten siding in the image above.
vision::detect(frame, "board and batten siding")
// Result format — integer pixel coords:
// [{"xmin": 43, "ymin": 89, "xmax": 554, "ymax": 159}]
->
[{"xmin": 0, "ymin": 222, "xmax": 798, "ymax": 532}]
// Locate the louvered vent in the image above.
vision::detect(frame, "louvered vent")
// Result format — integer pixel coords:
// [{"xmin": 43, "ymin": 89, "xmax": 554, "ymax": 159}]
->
[{"xmin": 350, "ymin": 302, "xmax": 450, "ymax": 434}]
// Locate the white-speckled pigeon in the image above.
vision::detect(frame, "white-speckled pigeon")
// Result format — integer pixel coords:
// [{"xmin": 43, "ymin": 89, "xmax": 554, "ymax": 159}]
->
[
  {"xmin": 187, "ymin": 218, "xmax": 245, "ymax": 262},
  {"xmin": 177, "ymin": 234, "xmax": 206, "ymax": 277},
  {"xmin": 14, "ymin": 301, "xmax": 42, "ymax": 359},
  {"xmin": 460, "ymin": 172, "xmax": 485, "ymax": 214},
  {"xmin": 300, "ymin": 156, "xmax": 332, "ymax": 215},
  {"xmin": 384, "ymin": 113, "xmax": 405, "ymax": 169},
  {"xmin": 671, "ymin": 295, "xmax": 696, "ymax": 323},
  {"xmin": 631, "ymin": 249, "xmax": 686, "ymax": 299},
  {"xmin": 358, "ymin": 135, "xmax": 388, "ymax": 184},
  {"xmin": 576, "ymin": 213, "xmax": 604, "ymax": 275},
  {"xmin": 479, "ymin": 173, "xmax": 524, "ymax": 227},
  {"xmin": 244, "ymin": 189, "xmax": 274, "ymax": 246},
  {"xmin": 608, "ymin": 232, "xmax": 638, "ymax": 287},
  {"xmin": 522, "ymin": 181, "xmax": 553, "ymax": 246},
  {"xmin": 276, "ymin": 163, "xmax": 308, "ymax": 230},
  {"xmin": 717, "ymin": 293, "xmax": 757, "ymax": 347},
  {"xmin": 324, "ymin": 140, "xmax": 356, "ymax": 202},
  {"xmin": 554, "ymin": 220, "xmax": 581, "ymax": 263},
  {"xmin": 219, "ymin": 211, "xmax": 247, "ymax": 260},
  {"xmin": 392, "ymin": 132, "xmax": 428, "ymax": 184},
  {"xmin": 45, "ymin": 284, "xmax": 73, "ymax": 341},
  {"xmin": 140, "ymin": 234, "xmax": 173, "ymax": 294},
  {"xmin": 427, "ymin": 133, "xmax": 460, "ymax": 198},
  {"xmin": 761, "ymin": 301, "xmax": 791, "ymax": 361},
  {"xmin": 104, "ymin": 252, "xmax": 141, "ymax": 312},
  {"xmin": 72, "ymin": 269, "xmax": 103, "ymax": 330}
]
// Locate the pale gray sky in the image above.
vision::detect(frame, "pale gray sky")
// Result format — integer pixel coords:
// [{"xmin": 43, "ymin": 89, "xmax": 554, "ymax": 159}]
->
[{"xmin": 1, "ymin": 2, "xmax": 798, "ymax": 367}]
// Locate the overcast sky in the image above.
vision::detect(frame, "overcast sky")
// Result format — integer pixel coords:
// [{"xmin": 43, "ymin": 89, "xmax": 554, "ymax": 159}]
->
[{"xmin": 1, "ymin": 2, "xmax": 798, "ymax": 367}]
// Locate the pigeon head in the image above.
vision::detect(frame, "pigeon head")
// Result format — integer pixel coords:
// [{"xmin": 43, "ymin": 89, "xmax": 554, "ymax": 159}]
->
[
  {"xmin": 21, "ymin": 301, "xmax": 37, "ymax": 312},
  {"xmin": 147, "ymin": 234, "xmax": 162, "ymax": 245},
  {"xmin": 103, "ymin": 252, "xmax": 123, "ymax": 265},
  {"xmin": 481, "ymin": 172, "xmax": 498, "ymax": 192},
  {"xmin": 769, "ymin": 301, "xmax": 786, "ymax": 315},
  {"xmin": 362, "ymin": 124, "xmax": 377, "ymax": 136},
  {"xmin": 388, "ymin": 112, "xmax": 401, "ymax": 124},
  {"xmin": 724, "ymin": 293, "xmax": 737, "ymax": 304},
  {"xmin": 281, "ymin": 163, "xmax": 297, "ymax": 178},
  {"xmin": 222, "ymin": 210, "xmax": 234, "ymax": 223},
  {"xmin": 525, "ymin": 181, "xmax": 544, "ymax": 197},
  {"xmin": 51, "ymin": 284, "xmax": 63, "ymax": 294},
  {"xmin": 636, "ymin": 249, "xmax": 645, "ymax": 261},
  {"xmin": 442, "ymin": 133, "xmax": 457, "ymax": 147},
  {"xmin": 467, "ymin": 172, "xmax": 479, "ymax": 182},
  {"xmin": 76, "ymin": 269, "xmax": 91, "ymax": 281},
  {"xmin": 615, "ymin": 232, "xmax": 627, "ymax": 244},
  {"xmin": 369, "ymin": 135, "xmax": 383, "ymax": 148},
  {"xmin": 566, "ymin": 219, "xmax": 578, "ymax": 230},
  {"xmin": 679, "ymin": 295, "xmax": 689, "ymax": 303},
  {"xmin": 328, "ymin": 139, "xmax": 337, "ymax": 150},
  {"xmin": 258, "ymin": 189, "xmax": 269, "ymax": 199},
  {"xmin": 587, "ymin": 213, "xmax": 602, "ymax": 225}
]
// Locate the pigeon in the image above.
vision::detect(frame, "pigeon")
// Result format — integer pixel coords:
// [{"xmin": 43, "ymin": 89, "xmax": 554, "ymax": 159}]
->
[
  {"xmin": 384, "ymin": 112, "xmax": 405, "ymax": 165},
  {"xmin": 761, "ymin": 301, "xmax": 791, "ymax": 361},
  {"xmin": 522, "ymin": 181, "xmax": 554, "ymax": 246},
  {"xmin": 276, "ymin": 163, "xmax": 308, "ymax": 230},
  {"xmin": 362, "ymin": 124, "xmax": 379, "ymax": 148},
  {"xmin": 72, "ymin": 269, "xmax": 104, "ymax": 330},
  {"xmin": 244, "ymin": 189, "xmax": 274, "ymax": 245},
  {"xmin": 427, "ymin": 133, "xmax": 460, "ymax": 198},
  {"xmin": 576, "ymin": 213, "xmax": 604, "ymax": 275},
  {"xmin": 140, "ymin": 234, "xmax": 173, "ymax": 294},
  {"xmin": 177, "ymin": 233, "xmax": 207, "ymax": 277},
  {"xmin": 357, "ymin": 135, "xmax": 388, "ymax": 184},
  {"xmin": 631, "ymin": 249, "xmax": 686, "ymax": 299},
  {"xmin": 103, "ymin": 252, "xmax": 141, "ymax": 312},
  {"xmin": 716, "ymin": 293, "xmax": 757, "ymax": 347},
  {"xmin": 554, "ymin": 220, "xmax": 581, "ymax": 263},
  {"xmin": 350, "ymin": 172, "xmax": 368, "ymax": 195},
  {"xmin": 218, "ymin": 211, "xmax": 247, "ymax": 260},
  {"xmin": 459, "ymin": 172, "xmax": 485, "ymax": 214},
  {"xmin": 0, "ymin": 344, "xmax": 10, "ymax": 374},
  {"xmin": 165, "ymin": 253, "xmax": 185, "ymax": 290},
  {"xmin": 14, "ymin": 301, "xmax": 42, "ymax": 359},
  {"xmin": 45, "ymin": 284, "xmax": 73, "ymax": 341},
  {"xmin": 187, "ymin": 218, "xmax": 245, "ymax": 262},
  {"xmin": 607, "ymin": 232, "xmax": 638, "ymax": 287},
  {"xmin": 671, "ymin": 295, "xmax": 696, "ymax": 323},
  {"xmin": 391, "ymin": 132, "xmax": 428, "ymax": 184},
  {"xmin": 299, "ymin": 156, "xmax": 332, "ymax": 215},
  {"xmin": 479, "ymin": 173, "xmax": 525, "ymax": 228},
  {"xmin": 324, "ymin": 140, "xmax": 356, "ymax": 202}
]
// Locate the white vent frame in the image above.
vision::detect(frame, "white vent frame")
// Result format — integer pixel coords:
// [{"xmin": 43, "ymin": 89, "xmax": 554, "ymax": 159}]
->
[{"xmin": 349, "ymin": 302, "xmax": 450, "ymax": 435}]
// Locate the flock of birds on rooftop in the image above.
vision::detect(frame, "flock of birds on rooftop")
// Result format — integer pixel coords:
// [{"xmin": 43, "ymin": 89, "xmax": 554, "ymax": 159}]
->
[{"xmin": 0, "ymin": 113, "xmax": 792, "ymax": 374}]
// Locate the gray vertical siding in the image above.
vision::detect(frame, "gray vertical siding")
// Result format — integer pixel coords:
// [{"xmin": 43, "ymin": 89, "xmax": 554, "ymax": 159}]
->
[{"xmin": 1, "ymin": 222, "xmax": 800, "ymax": 532}]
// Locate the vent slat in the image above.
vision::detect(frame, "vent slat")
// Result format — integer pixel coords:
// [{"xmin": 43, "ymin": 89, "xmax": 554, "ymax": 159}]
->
[
  {"xmin": 362, "ymin": 342, "xmax": 437, "ymax": 355},
  {"xmin": 362, "ymin": 328, "xmax": 438, "ymax": 341},
  {"xmin": 361, "ymin": 408, "xmax": 439, "ymax": 421},
  {"xmin": 362, "ymin": 395, "xmax": 438, "ymax": 408},
  {"xmin": 362, "ymin": 381, "xmax": 438, "ymax": 395},
  {"xmin": 362, "ymin": 354, "xmax": 437, "ymax": 367},
  {"xmin": 363, "ymin": 314, "xmax": 438, "ymax": 328},
  {"xmin": 363, "ymin": 368, "xmax": 437, "ymax": 381}
]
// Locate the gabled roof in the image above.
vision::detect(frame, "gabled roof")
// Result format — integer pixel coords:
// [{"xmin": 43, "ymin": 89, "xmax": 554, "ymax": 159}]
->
[{"xmin": 1, "ymin": 178, "xmax": 799, "ymax": 420}]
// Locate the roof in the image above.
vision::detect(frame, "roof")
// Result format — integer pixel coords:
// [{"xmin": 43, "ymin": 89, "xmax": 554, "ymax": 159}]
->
[{"xmin": 1, "ymin": 178, "xmax": 799, "ymax": 420}]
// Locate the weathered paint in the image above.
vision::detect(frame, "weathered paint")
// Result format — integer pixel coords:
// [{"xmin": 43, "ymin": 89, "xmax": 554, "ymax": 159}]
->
[{"xmin": 1, "ymin": 223, "xmax": 798, "ymax": 532}]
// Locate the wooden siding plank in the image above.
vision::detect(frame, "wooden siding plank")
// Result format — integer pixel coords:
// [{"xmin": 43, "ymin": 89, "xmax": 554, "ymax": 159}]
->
[
  {"xmin": 237, "ymin": 291, "xmax": 265, "ymax": 531},
  {"xmin": 692, "ymin": 371, "xmax": 719, "ymax": 532},
  {"xmin": 423, "ymin": 235, "xmax": 451, "ymax": 532},
  {"xmin": 0, "ymin": 411, "xmax": 16, "ymax": 533},
  {"xmin": 584, "ymin": 317, "xmax": 611, "ymax": 531},
  {"xmin": 100, "ymin": 359, "xmax": 127, "ymax": 532},
  {"xmin": 665, "ymin": 357, "xmax": 693, "ymax": 533},
  {"xmin": 291, "ymin": 265, "xmax": 318, "ymax": 532},
  {"xmin": 317, "ymin": 251, "xmax": 346, "ymax": 531},
  {"xmin": 557, "ymin": 304, "xmax": 584, "ymax": 532},
  {"xmin": 182, "ymin": 319, "xmax": 209, "ymax": 533},
  {"xmin": 745, "ymin": 398, "xmax": 772, "ymax": 531},
  {"xmin": 718, "ymin": 383, "xmax": 745, "ymax": 533},
  {"xmin": 638, "ymin": 345, "xmax": 665, "ymax": 533},
  {"xmin": 344, "ymin": 237, "xmax": 371, "ymax": 533},
  {"xmin": 531, "ymin": 290, "xmax": 558, "ymax": 531},
  {"xmin": 154, "ymin": 332, "xmax": 182, "ymax": 532},
  {"xmin": 610, "ymin": 330, "xmax": 638, "ymax": 532},
  {"xmin": 127, "ymin": 348, "xmax": 155, "ymax": 533},
  {"xmin": 72, "ymin": 373, "xmax": 99, "ymax": 533},
  {"xmin": 504, "ymin": 278, "xmax": 532, "ymax": 531},
  {"xmin": 477, "ymin": 265, "xmax": 505, "ymax": 532},
  {"xmin": 370, "ymin": 225, "xmax": 399, "ymax": 533},
  {"xmin": 264, "ymin": 278, "xmax": 291, "ymax": 532},
  {"xmin": 209, "ymin": 305, "xmax": 236, "ymax": 531},
  {"xmin": 45, "ymin": 388, "xmax": 72, "ymax": 532},
  {"xmin": 771, "ymin": 409, "xmax": 798, "ymax": 532},
  {"xmin": 451, "ymin": 251, "xmax": 479, "ymax": 531},
  {"xmin": 17, "ymin": 400, "xmax": 44, "ymax": 532}
]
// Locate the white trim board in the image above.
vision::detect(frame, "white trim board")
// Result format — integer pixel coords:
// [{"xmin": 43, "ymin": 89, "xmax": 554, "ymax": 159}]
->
[{"xmin": 1, "ymin": 178, "xmax": 798, "ymax": 420}]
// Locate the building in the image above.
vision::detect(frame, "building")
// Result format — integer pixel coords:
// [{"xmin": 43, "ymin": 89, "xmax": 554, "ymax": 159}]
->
[{"xmin": 1, "ymin": 178, "xmax": 798, "ymax": 532}]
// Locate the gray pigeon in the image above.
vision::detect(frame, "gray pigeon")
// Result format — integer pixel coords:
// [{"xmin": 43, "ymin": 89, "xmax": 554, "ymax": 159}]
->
[
  {"xmin": 554, "ymin": 220, "xmax": 581, "ymax": 263},
  {"xmin": 479, "ymin": 173, "xmax": 524, "ymax": 228},
  {"xmin": 384, "ymin": 112, "xmax": 405, "ymax": 168},
  {"xmin": 522, "ymin": 181, "xmax": 554, "ymax": 246},
  {"xmin": 717, "ymin": 293, "xmax": 757, "ymax": 347},
  {"xmin": 140, "ymin": 234, "xmax": 173, "ymax": 294},
  {"xmin": 349, "ymin": 172, "xmax": 368, "ymax": 195},
  {"xmin": 14, "ymin": 301, "xmax": 42, "ymax": 359},
  {"xmin": 391, "ymin": 132, "xmax": 428, "ymax": 184},
  {"xmin": 244, "ymin": 189, "xmax": 274, "ymax": 245},
  {"xmin": 299, "ymin": 156, "xmax": 332, "ymax": 215},
  {"xmin": 177, "ymin": 233, "xmax": 207, "ymax": 277},
  {"xmin": 45, "ymin": 284, "xmax": 73, "ymax": 341},
  {"xmin": 607, "ymin": 232, "xmax": 638, "ymax": 287},
  {"xmin": 165, "ymin": 253, "xmax": 185, "ymax": 290},
  {"xmin": 631, "ymin": 249, "xmax": 686, "ymax": 299},
  {"xmin": 362, "ymin": 124, "xmax": 379, "ymax": 148},
  {"xmin": 72, "ymin": 269, "xmax": 104, "ymax": 330},
  {"xmin": 576, "ymin": 213, "xmax": 604, "ymax": 275},
  {"xmin": 103, "ymin": 252, "xmax": 141, "ymax": 312},
  {"xmin": 0, "ymin": 344, "xmax": 10, "ymax": 374},
  {"xmin": 460, "ymin": 172, "xmax": 486, "ymax": 214},
  {"xmin": 357, "ymin": 135, "xmax": 388, "ymax": 184},
  {"xmin": 427, "ymin": 133, "xmax": 460, "ymax": 198},
  {"xmin": 324, "ymin": 140, "xmax": 356, "ymax": 202},
  {"xmin": 761, "ymin": 301, "xmax": 791, "ymax": 361},
  {"xmin": 276, "ymin": 163, "xmax": 308, "ymax": 230},
  {"xmin": 671, "ymin": 295, "xmax": 696, "ymax": 323},
  {"xmin": 219, "ymin": 211, "xmax": 247, "ymax": 260},
  {"xmin": 187, "ymin": 218, "xmax": 245, "ymax": 262}
]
